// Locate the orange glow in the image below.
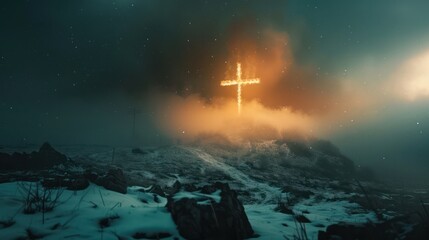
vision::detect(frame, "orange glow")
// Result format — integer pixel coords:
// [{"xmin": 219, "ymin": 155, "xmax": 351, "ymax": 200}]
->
[
  {"xmin": 151, "ymin": 93, "xmax": 315, "ymax": 143},
  {"xmin": 148, "ymin": 28, "xmax": 373, "ymax": 143},
  {"xmin": 394, "ymin": 49, "xmax": 429, "ymax": 101},
  {"xmin": 219, "ymin": 29, "xmax": 334, "ymax": 114},
  {"xmin": 221, "ymin": 62, "xmax": 260, "ymax": 114}
]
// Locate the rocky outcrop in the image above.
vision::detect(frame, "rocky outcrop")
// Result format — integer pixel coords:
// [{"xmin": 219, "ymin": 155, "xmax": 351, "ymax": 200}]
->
[
  {"xmin": 164, "ymin": 180, "xmax": 182, "ymax": 195},
  {"xmin": 95, "ymin": 168, "xmax": 127, "ymax": 194},
  {"xmin": 42, "ymin": 167, "xmax": 124, "ymax": 193},
  {"xmin": 148, "ymin": 184, "xmax": 166, "ymax": 197},
  {"xmin": 318, "ymin": 216, "xmax": 427, "ymax": 240},
  {"xmin": 34, "ymin": 142, "xmax": 68, "ymax": 167},
  {"xmin": 166, "ymin": 182, "xmax": 254, "ymax": 240},
  {"xmin": 0, "ymin": 142, "xmax": 67, "ymax": 171},
  {"xmin": 66, "ymin": 177, "xmax": 90, "ymax": 191},
  {"xmin": 318, "ymin": 223, "xmax": 374, "ymax": 240}
]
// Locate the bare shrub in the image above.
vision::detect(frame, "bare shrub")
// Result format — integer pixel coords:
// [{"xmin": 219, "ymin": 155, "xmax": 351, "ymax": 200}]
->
[{"xmin": 17, "ymin": 181, "xmax": 65, "ymax": 224}]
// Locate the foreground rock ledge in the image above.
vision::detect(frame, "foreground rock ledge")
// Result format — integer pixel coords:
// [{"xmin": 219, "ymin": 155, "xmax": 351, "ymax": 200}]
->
[{"xmin": 166, "ymin": 182, "xmax": 254, "ymax": 240}]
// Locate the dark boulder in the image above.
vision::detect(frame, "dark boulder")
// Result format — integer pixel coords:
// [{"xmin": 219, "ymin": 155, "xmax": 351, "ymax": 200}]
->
[
  {"xmin": 166, "ymin": 182, "xmax": 254, "ymax": 240},
  {"xmin": 318, "ymin": 216, "xmax": 425, "ymax": 240},
  {"xmin": 148, "ymin": 184, "xmax": 166, "ymax": 197},
  {"xmin": 42, "ymin": 177, "xmax": 64, "ymax": 188},
  {"xmin": 200, "ymin": 184, "xmax": 218, "ymax": 194},
  {"xmin": 318, "ymin": 222, "xmax": 376, "ymax": 240},
  {"xmin": 95, "ymin": 168, "xmax": 127, "ymax": 194},
  {"xmin": 133, "ymin": 232, "xmax": 172, "ymax": 239},
  {"xmin": 183, "ymin": 183, "xmax": 198, "ymax": 192},
  {"xmin": 274, "ymin": 202, "xmax": 294, "ymax": 215},
  {"xmin": 67, "ymin": 177, "xmax": 89, "ymax": 191},
  {"xmin": 171, "ymin": 180, "xmax": 182, "ymax": 193},
  {"xmin": 165, "ymin": 180, "xmax": 182, "ymax": 195},
  {"xmin": 83, "ymin": 169, "xmax": 99, "ymax": 182}
]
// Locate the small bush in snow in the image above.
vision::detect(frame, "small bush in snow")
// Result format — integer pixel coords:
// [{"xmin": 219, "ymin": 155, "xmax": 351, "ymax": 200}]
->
[{"xmin": 17, "ymin": 181, "xmax": 64, "ymax": 224}]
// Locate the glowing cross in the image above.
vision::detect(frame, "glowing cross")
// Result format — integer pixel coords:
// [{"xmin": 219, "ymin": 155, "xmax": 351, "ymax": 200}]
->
[{"xmin": 221, "ymin": 62, "xmax": 260, "ymax": 114}]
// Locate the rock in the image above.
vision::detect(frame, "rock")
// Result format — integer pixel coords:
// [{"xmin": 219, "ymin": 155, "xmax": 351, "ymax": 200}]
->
[
  {"xmin": 0, "ymin": 142, "xmax": 67, "ymax": 171},
  {"xmin": 172, "ymin": 180, "xmax": 182, "ymax": 192},
  {"xmin": 200, "ymin": 184, "xmax": 218, "ymax": 194},
  {"xmin": 67, "ymin": 178, "xmax": 89, "ymax": 191},
  {"xmin": 83, "ymin": 169, "xmax": 99, "ymax": 182},
  {"xmin": 183, "ymin": 183, "xmax": 198, "ymax": 192},
  {"xmin": 132, "ymin": 148, "xmax": 147, "ymax": 155},
  {"xmin": 153, "ymin": 194, "xmax": 161, "ymax": 203},
  {"xmin": 96, "ymin": 168, "xmax": 127, "ymax": 194},
  {"xmin": 274, "ymin": 202, "xmax": 294, "ymax": 215},
  {"xmin": 167, "ymin": 198, "xmax": 202, "ymax": 239},
  {"xmin": 318, "ymin": 216, "xmax": 422, "ymax": 240},
  {"xmin": 38, "ymin": 142, "xmax": 66, "ymax": 159},
  {"xmin": 198, "ymin": 181, "xmax": 231, "ymax": 195},
  {"xmin": 31, "ymin": 142, "xmax": 67, "ymax": 168},
  {"xmin": 132, "ymin": 232, "xmax": 172, "ymax": 239},
  {"xmin": 148, "ymin": 184, "xmax": 166, "ymax": 197},
  {"xmin": 318, "ymin": 222, "xmax": 374, "ymax": 240},
  {"xmin": 166, "ymin": 182, "xmax": 254, "ymax": 240},
  {"xmin": 165, "ymin": 180, "xmax": 182, "ymax": 195}
]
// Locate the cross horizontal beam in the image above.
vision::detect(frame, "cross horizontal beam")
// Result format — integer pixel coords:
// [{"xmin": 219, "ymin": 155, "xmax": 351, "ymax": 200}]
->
[{"xmin": 220, "ymin": 78, "xmax": 260, "ymax": 86}]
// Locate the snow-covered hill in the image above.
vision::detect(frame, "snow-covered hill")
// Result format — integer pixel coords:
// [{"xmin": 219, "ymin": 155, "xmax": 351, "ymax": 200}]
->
[{"xmin": 0, "ymin": 139, "xmax": 424, "ymax": 239}]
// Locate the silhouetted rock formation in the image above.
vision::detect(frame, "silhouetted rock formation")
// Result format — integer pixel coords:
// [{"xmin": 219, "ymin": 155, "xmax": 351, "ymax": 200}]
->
[
  {"xmin": 0, "ymin": 142, "xmax": 67, "ymax": 171},
  {"xmin": 166, "ymin": 182, "xmax": 254, "ymax": 240}
]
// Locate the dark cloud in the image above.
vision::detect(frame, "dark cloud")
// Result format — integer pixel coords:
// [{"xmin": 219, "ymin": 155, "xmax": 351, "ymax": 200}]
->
[
  {"xmin": 1, "ymin": 0, "xmax": 334, "ymax": 111},
  {"xmin": 3, "ymin": 0, "xmax": 428, "ymax": 110}
]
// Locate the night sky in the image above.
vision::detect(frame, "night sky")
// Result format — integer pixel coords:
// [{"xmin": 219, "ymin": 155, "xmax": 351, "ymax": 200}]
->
[{"xmin": 1, "ymin": 1, "xmax": 429, "ymax": 181}]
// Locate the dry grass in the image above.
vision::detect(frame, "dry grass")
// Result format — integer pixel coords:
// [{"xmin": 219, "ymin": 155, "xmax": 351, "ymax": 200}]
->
[{"xmin": 17, "ymin": 181, "xmax": 65, "ymax": 224}]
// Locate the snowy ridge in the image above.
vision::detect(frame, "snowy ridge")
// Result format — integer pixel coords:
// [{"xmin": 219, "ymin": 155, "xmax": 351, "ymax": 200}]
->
[
  {"xmin": 0, "ymin": 143, "xmax": 384, "ymax": 239},
  {"xmin": 182, "ymin": 146, "xmax": 282, "ymax": 204}
]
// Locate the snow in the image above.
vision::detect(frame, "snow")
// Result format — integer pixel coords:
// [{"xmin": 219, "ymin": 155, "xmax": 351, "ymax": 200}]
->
[
  {"xmin": 0, "ymin": 181, "xmax": 377, "ymax": 240},
  {"xmin": 246, "ymin": 199, "xmax": 377, "ymax": 240},
  {"xmin": 0, "ymin": 144, "xmax": 383, "ymax": 239},
  {"xmin": 173, "ymin": 190, "xmax": 222, "ymax": 204},
  {"xmin": 0, "ymin": 182, "xmax": 181, "ymax": 240},
  {"xmin": 183, "ymin": 146, "xmax": 282, "ymax": 204}
]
